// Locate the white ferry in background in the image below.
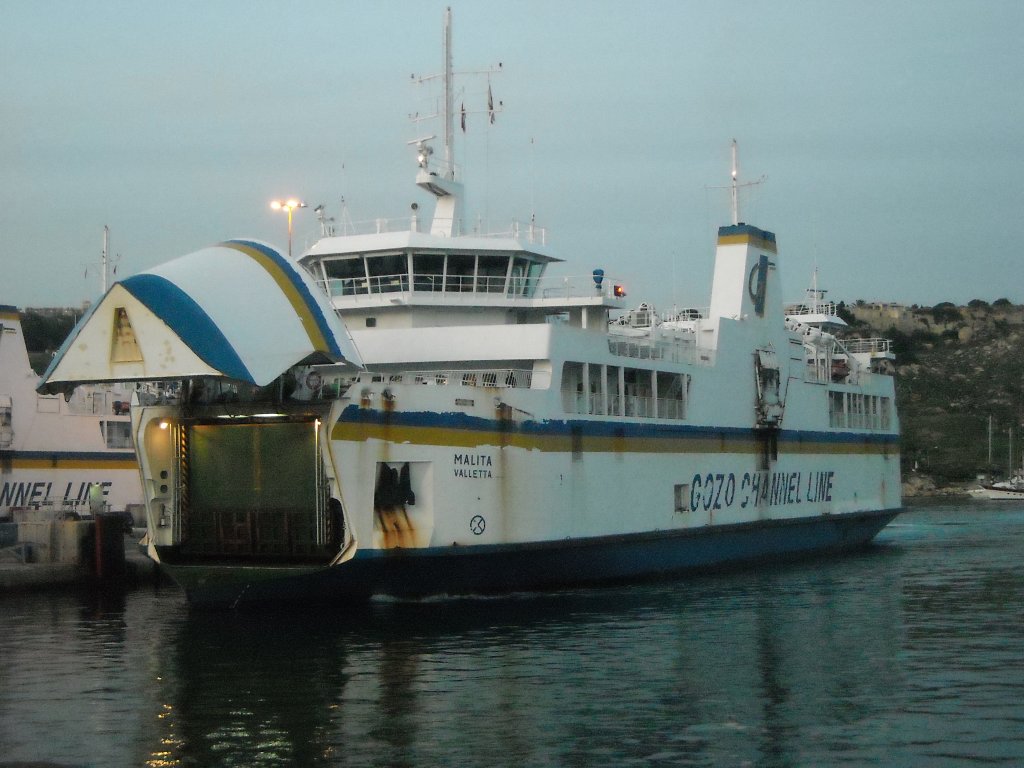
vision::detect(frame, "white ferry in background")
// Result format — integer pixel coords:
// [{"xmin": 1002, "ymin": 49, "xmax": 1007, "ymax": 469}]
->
[
  {"xmin": 39, "ymin": 10, "xmax": 901, "ymax": 607},
  {"xmin": 0, "ymin": 305, "xmax": 142, "ymax": 520}
]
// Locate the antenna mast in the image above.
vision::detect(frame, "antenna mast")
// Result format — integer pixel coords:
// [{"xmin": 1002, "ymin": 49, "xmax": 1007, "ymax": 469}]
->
[
  {"xmin": 716, "ymin": 139, "xmax": 765, "ymax": 225},
  {"xmin": 443, "ymin": 6, "xmax": 454, "ymax": 180},
  {"xmin": 102, "ymin": 225, "xmax": 110, "ymax": 294},
  {"xmin": 730, "ymin": 139, "xmax": 739, "ymax": 225}
]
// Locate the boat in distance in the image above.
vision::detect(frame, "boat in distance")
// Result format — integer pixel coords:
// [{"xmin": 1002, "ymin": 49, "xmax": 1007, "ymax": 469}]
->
[
  {"xmin": 968, "ymin": 475, "xmax": 1024, "ymax": 500},
  {"xmin": 39, "ymin": 10, "xmax": 901, "ymax": 608}
]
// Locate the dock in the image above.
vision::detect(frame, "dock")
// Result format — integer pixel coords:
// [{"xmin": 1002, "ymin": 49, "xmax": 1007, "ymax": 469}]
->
[{"xmin": 0, "ymin": 516, "xmax": 162, "ymax": 592}]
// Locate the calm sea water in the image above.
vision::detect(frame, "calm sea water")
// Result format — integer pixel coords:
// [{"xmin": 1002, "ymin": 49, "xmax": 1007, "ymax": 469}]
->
[{"xmin": 1, "ymin": 500, "xmax": 1023, "ymax": 767}]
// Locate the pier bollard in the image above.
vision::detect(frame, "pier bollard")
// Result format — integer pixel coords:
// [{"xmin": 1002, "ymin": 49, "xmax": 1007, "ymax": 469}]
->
[{"xmin": 94, "ymin": 513, "xmax": 126, "ymax": 580}]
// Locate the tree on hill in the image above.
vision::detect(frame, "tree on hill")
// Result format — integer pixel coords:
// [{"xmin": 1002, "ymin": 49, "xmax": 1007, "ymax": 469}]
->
[
  {"xmin": 931, "ymin": 302, "xmax": 962, "ymax": 324},
  {"xmin": 20, "ymin": 312, "xmax": 77, "ymax": 354}
]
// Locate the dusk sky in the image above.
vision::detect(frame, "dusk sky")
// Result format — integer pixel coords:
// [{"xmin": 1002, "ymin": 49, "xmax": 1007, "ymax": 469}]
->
[{"xmin": 3, "ymin": 1, "xmax": 1022, "ymax": 311}]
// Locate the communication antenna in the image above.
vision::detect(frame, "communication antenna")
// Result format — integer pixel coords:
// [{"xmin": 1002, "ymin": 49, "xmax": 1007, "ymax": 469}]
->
[
  {"xmin": 86, "ymin": 225, "xmax": 121, "ymax": 296},
  {"xmin": 409, "ymin": 6, "xmax": 503, "ymax": 182},
  {"xmin": 102, "ymin": 225, "xmax": 110, "ymax": 293},
  {"xmin": 708, "ymin": 139, "xmax": 766, "ymax": 225},
  {"xmin": 314, "ymin": 204, "xmax": 336, "ymax": 237}
]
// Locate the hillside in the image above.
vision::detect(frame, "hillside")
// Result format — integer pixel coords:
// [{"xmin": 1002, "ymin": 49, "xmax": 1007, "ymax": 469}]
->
[{"xmin": 846, "ymin": 300, "xmax": 1024, "ymax": 486}]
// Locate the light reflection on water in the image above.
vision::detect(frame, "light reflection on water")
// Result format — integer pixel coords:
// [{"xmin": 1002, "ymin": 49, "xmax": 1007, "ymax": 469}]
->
[{"xmin": 1, "ymin": 500, "xmax": 1023, "ymax": 767}]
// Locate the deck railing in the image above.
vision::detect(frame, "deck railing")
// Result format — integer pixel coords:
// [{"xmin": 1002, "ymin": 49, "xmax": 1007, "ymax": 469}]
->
[
  {"xmin": 844, "ymin": 338, "xmax": 893, "ymax": 354},
  {"xmin": 304, "ymin": 215, "xmax": 548, "ymax": 245},
  {"xmin": 320, "ymin": 272, "xmax": 622, "ymax": 302}
]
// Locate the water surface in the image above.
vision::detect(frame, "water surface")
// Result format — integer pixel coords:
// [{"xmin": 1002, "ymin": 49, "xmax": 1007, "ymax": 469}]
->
[{"xmin": 1, "ymin": 500, "xmax": 1022, "ymax": 767}]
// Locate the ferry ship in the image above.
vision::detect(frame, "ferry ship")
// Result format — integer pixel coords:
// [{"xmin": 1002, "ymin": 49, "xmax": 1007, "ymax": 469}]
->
[
  {"xmin": 1, "ymin": 305, "xmax": 142, "ymax": 520},
  {"xmin": 39, "ymin": 11, "xmax": 901, "ymax": 607}
]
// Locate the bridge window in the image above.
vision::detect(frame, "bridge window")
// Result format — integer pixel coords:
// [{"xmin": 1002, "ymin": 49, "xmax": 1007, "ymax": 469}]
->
[
  {"xmin": 447, "ymin": 253, "xmax": 475, "ymax": 292},
  {"xmin": 412, "ymin": 253, "xmax": 445, "ymax": 292},
  {"xmin": 324, "ymin": 258, "xmax": 368, "ymax": 295},
  {"xmin": 365, "ymin": 253, "xmax": 408, "ymax": 293},
  {"xmin": 478, "ymin": 254, "xmax": 508, "ymax": 293}
]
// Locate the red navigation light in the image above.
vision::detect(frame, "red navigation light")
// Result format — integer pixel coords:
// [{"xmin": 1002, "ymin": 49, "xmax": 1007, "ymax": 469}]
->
[{"xmin": 613, "ymin": 284, "xmax": 626, "ymax": 298}]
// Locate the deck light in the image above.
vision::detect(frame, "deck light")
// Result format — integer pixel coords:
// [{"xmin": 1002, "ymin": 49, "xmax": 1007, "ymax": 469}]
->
[{"xmin": 270, "ymin": 199, "xmax": 307, "ymax": 257}]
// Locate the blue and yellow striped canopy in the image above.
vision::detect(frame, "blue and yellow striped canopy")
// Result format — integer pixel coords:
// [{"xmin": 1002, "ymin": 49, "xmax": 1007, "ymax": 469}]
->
[{"xmin": 39, "ymin": 239, "xmax": 362, "ymax": 390}]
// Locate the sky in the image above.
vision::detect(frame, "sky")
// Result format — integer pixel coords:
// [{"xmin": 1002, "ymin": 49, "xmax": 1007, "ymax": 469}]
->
[{"xmin": 3, "ymin": 0, "xmax": 1023, "ymax": 311}]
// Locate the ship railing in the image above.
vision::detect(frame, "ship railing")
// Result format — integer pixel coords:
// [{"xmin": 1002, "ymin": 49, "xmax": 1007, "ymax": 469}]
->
[
  {"xmin": 563, "ymin": 392, "xmax": 687, "ymax": 420},
  {"xmin": 306, "ymin": 215, "xmax": 547, "ymax": 245},
  {"xmin": 784, "ymin": 301, "xmax": 841, "ymax": 318},
  {"xmin": 843, "ymin": 337, "xmax": 893, "ymax": 354},
  {"xmin": 371, "ymin": 368, "xmax": 542, "ymax": 390},
  {"xmin": 607, "ymin": 337, "xmax": 716, "ymax": 366},
  {"xmin": 321, "ymin": 273, "xmax": 623, "ymax": 302}
]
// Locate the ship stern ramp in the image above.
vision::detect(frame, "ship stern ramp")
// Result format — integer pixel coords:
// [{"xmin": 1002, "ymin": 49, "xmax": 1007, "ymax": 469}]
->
[{"xmin": 36, "ymin": 239, "xmax": 364, "ymax": 579}]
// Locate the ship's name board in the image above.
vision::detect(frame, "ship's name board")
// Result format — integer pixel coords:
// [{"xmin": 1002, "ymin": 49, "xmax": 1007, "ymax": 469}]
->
[
  {"xmin": 453, "ymin": 453, "xmax": 494, "ymax": 479},
  {"xmin": 0, "ymin": 480, "xmax": 113, "ymax": 509},
  {"xmin": 688, "ymin": 470, "xmax": 834, "ymax": 512}
]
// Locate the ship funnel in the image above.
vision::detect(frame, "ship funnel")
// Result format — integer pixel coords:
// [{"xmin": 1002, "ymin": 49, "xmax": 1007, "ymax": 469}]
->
[{"xmin": 706, "ymin": 224, "xmax": 784, "ymax": 345}]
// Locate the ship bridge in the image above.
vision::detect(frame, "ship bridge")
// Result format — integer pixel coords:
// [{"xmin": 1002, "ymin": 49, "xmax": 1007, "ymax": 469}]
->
[{"xmin": 300, "ymin": 229, "xmax": 626, "ymax": 330}]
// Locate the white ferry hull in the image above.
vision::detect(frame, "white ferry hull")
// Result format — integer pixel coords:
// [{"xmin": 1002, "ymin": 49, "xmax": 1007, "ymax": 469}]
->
[
  {"xmin": 149, "ymin": 400, "xmax": 900, "ymax": 608},
  {"xmin": 0, "ymin": 455, "xmax": 139, "ymax": 515}
]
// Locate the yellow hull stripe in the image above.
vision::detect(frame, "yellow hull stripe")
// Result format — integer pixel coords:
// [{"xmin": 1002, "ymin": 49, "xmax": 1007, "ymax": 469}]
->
[{"xmin": 221, "ymin": 241, "xmax": 331, "ymax": 354}]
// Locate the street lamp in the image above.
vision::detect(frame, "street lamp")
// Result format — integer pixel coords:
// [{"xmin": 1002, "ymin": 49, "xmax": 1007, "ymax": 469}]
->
[{"xmin": 270, "ymin": 198, "xmax": 307, "ymax": 256}]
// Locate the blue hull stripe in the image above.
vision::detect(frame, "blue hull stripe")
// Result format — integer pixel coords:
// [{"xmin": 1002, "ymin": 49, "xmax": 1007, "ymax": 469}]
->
[
  {"xmin": 338, "ymin": 405, "xmax": 899, "ymax": 447},
  {"xmin": 7, "ymin": 450, "xmax": 136, "ymax": 462},
  {"xmin": 121, "ymin": 273, "xmax": 254, "ymax": 382}
]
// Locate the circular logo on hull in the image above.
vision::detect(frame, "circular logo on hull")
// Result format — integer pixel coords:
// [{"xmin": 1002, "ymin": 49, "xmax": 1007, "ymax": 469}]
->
[{"xmin": 469, "ymin": 515, "xmax": 486, "ymax": 535}]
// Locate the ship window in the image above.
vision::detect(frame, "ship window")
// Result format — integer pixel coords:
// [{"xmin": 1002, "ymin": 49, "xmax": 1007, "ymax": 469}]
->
[
  {"xmin": 508, "ymin": 257, "xmax": 530, "ymax": 297},
  {"xmin": 412, "ymin": 253, "xmax": 445, "ymax": 292},
  {"xmin": 101, "ymin": 420, "xmax": 133, "ymax": 449},
  {"xmin": 365, "ymin": 253, "xmax": 408, "ymax": 293},
  {"xmin": 526, "ymin": 261, "xmax": 545, "ymax": 297},
  {"xmin": 828, "ymin": 391, "xmax": 845, "ymax": 428},
  {"xmin": 0, "ymin": 401, "xmax": 12, "ymax": 450},
  {"xmin": 110, "ymin": 307, "xmax": 143, "ymax": 363},
  {"xmin": 561, "ymin": 362, "xmax": 584, "ymax": 414},
  {"xmin": 324, "ymin": 258, "xmax": 368, "ymax": 296},
  {"xmin": 657, "ymin": 372, "xmax": 688, "ymax": 420},
  {"xmin": 447, "ymin": 254, "xmax": 475, "ymax": 292},
  {"xmin": 478, "ymin": 255, "xmax": 508, "ymax": 293},
  {"xmin": 674, "ymin": 484, "xmax": 690, "ymax": 514}
]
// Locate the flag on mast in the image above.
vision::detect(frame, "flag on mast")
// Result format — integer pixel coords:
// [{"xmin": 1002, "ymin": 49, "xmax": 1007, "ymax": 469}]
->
[
  {"xmin": 487, "ymin": 83, "xmax": 495, "ymax": 124},
  {"xmin": 461, "ymin": 102, "xmax": 466, "ymax": 132}
]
